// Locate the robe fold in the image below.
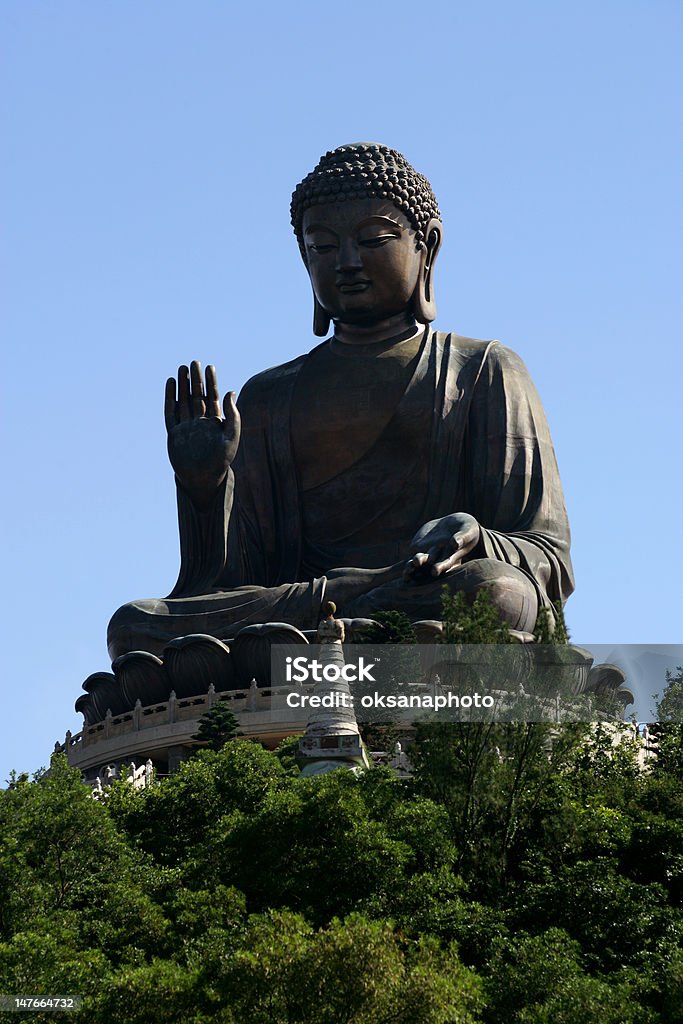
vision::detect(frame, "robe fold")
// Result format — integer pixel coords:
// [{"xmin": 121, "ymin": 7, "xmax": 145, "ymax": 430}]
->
[{"xmin": 168, "ymin": 330, "xmax": 573, "ymax": 617}]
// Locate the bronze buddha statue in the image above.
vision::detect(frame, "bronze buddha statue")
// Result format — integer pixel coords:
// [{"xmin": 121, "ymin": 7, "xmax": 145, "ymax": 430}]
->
[{"xmin": 107, "ymin": 143, "xmax": 573, "ymax": 661}]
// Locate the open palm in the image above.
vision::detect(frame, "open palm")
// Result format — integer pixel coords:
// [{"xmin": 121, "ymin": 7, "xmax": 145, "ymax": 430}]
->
[{"xmin": 165, "ymin": 360, "xmax": 241, "ymax": 509}]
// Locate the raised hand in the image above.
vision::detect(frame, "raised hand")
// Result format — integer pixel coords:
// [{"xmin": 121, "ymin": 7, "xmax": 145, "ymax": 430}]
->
[
  {"xmin": 164, "ymin": 361, "xmax": 241, "ymax": 509},
  {"xmin": 404, "ymin": 513, "xmax": 480, "ymax": 581}
]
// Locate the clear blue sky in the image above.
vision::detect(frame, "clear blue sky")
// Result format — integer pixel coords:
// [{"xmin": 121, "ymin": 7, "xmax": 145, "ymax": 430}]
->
[{"xmin": 2, "ymin": 1, "xmax": 682, "ymax": 781}]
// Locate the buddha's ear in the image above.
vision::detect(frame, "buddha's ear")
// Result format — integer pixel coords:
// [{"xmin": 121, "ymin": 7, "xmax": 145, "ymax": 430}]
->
[
  {"xmin": 413, "ymin": 218, "xmax": 443, "ymax": 324},
  {"xmin": 313, "ymin": 290, "xmax": 331, "ymax": 337}
]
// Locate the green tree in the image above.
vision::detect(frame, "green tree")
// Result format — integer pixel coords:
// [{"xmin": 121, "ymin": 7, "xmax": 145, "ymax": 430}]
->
[
  {"xmin": 651, "ymin": 667, "xmax": 683, "ymax": 779},
  {"xmin": 533, "ymin": 602, "xmax": 570, "ymax": 645},
  {"xmin": 485, "ymin": 928, "xmax": 648, "ymax": 1024},
  {"xmin": 272, "ymin": 734, "xmax": 302, "ymax": 775},
  {"xmin": 358, "ymin": 609, "xmax": 418, "ymax": 645},
  {"xmin": 4, "ymin": 694, "xmax": 683, "ymax": 1024},
  {"xmin": 205, "ymin": 770, "xmax": 438, "ymax": 922},
  {"xmin": 0, "ymin": 756, "xmax": 174, "ymax": 1020},
  {"xmin": 655, "ymin": 667, "xmax": 683, "ymax": 723},
  {"xmin": 0, "ymin": 755, "xmax": 150, "ymax": 938},
  {"xmin": 441, "ymin": 590, "xmax": 514, "ymax": 645},
  {"xmin": 85, "ymin": 958, "xmax": 201, "ymax": 1024},
  {"xmin": 107, "ymin": 740, "xmax": 285, "ymax": 869},
  {"xmin": 509, "ymin": 859, "xmax": 682, "ymax": 975},
  {"xmin": 191, "ymin": 700, "xmax": 241, "ymax": 751},
  {"xmin": 192, "ymin": 910, "xmax": 483, "ymax": 1024},
  {"xmin": 411, "ymin": 721, "xmax": 587, "ymax": 896}
]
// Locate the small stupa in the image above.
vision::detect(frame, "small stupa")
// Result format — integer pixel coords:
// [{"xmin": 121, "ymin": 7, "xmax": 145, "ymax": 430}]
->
[{"xmin": 298, "ymin": 602, "xmax": 369, "ymax": 776}]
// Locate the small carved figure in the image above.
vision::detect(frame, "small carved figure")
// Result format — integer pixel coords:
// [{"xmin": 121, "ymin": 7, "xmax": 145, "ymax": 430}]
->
[{"xmin": 316, "ymin": 600, "xmax": 345, "ymax": 644}]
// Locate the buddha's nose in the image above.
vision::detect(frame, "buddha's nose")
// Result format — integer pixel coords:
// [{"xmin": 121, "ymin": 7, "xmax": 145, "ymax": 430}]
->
[{"xmin": 336, "ymin": 240, "xmax": 363, "ymax": 274}]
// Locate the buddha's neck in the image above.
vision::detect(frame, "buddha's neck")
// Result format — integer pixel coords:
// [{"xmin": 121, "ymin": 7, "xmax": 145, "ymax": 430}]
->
[{"xmin": 333, "ymin": 311, "xmax": 420, "ymax": 347}]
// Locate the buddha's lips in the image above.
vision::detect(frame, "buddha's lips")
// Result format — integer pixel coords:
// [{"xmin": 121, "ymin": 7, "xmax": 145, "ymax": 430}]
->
[{"xmin": 338, "ymin": 281, "xmax": 371, "ymax": 293}]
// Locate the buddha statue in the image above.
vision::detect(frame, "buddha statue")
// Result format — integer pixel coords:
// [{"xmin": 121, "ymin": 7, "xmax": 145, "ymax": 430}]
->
[{"xmin": 107, "ymin": 143, "xmax": 574, "ymax": 662}]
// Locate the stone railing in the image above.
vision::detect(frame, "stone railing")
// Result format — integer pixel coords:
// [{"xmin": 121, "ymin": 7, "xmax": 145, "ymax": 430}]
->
[{"xmin": 57, "ymin": 679, "xmax": 317, "ymax": 773}]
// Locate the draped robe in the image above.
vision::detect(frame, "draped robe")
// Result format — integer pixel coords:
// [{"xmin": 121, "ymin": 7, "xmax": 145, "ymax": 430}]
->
[{"xmin": 107, "ymin": 330, "xmax": 574, "ymax": 659}]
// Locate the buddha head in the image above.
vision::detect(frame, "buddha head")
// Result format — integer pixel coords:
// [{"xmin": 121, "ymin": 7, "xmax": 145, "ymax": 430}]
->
[{"xmin": 291, "ymin": 143, "xmax": 443, "ymax": 336}]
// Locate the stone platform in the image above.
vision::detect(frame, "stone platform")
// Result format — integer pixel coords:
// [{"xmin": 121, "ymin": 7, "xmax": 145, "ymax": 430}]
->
[
  {"xmin": 65, "ymin": 620, "xmax": 635, "ymax": 781},
  {"xmin": 62, "ymin": 680, "xmax": 316, "ymax": 782}
]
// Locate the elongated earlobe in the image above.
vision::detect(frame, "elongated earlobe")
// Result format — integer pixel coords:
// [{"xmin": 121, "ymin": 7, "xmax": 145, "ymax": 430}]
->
[
  {"xmin": 412, "ymin": 276, "xmax": 436, "ymax": 324},
  {"xmin": 412, "ymin": 219, "xmax": 442, "ymax": 324},
  {"xmin": 313, "ymin": 293, "xmax": 331, "ymax": 337}
]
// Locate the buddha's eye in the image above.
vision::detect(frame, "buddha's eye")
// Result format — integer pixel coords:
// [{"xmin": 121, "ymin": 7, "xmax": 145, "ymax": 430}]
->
[
  {"xmin": 308, "ymin": 243, "xmax": 336, "ymax": 255},
  {"xmin": 359, "ymin": 234, "xmax": 398, "ymax": 248}
]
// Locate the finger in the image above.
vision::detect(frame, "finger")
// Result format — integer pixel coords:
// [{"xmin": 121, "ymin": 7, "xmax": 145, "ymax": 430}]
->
[
  {"xmin": 431, "ymin": 526, "xmax": 478, "ymax": 576},
  {"xmin": 178, "ymin": 365, "xmax": 191, "ymax": 422},
  {"xmin": 455, "ymin": 525, "xmax": 478, "ymax": 550},
  {"xmin": 164, "ymin": 377, "xmax": 177, "ymax": 431},
  {"xmin": 190, "ymin": 360, "xmax": 205, "ymax": 417},
  {"xmin": 222, "ymin": 391, "xmax": 241, "ymax": 436},
  {"xmin": 403, "ymin": 551, "xmax": 429, "ymax": 579},
  {"xmin": 431, "ymin": 552, "xmax": 464, "ymax": 577},
  {"xmin": 205, "ymin": 365, "xmax": 221, "ymax": 419}
]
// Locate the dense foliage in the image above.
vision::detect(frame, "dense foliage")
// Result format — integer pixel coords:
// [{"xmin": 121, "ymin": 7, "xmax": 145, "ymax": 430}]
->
[
  {"xmin": 2, "ymin": 603, "xmax": 681, "ymax": 1022},
  {"xmin": 1, "ymin": 721, "xmax": 682, "ymax": 1023}
]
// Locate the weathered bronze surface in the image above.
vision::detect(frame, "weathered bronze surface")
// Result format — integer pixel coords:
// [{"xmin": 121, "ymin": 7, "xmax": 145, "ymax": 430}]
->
[{"xmin": 107, "ymin": 143, "xmax": 574, "ymax": 661}]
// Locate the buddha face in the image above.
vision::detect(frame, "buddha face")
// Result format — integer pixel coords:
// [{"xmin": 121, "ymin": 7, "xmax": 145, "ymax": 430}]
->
[{"xmin": 302, "ymin": 198, "xmax": 424, "ymax": 325}]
